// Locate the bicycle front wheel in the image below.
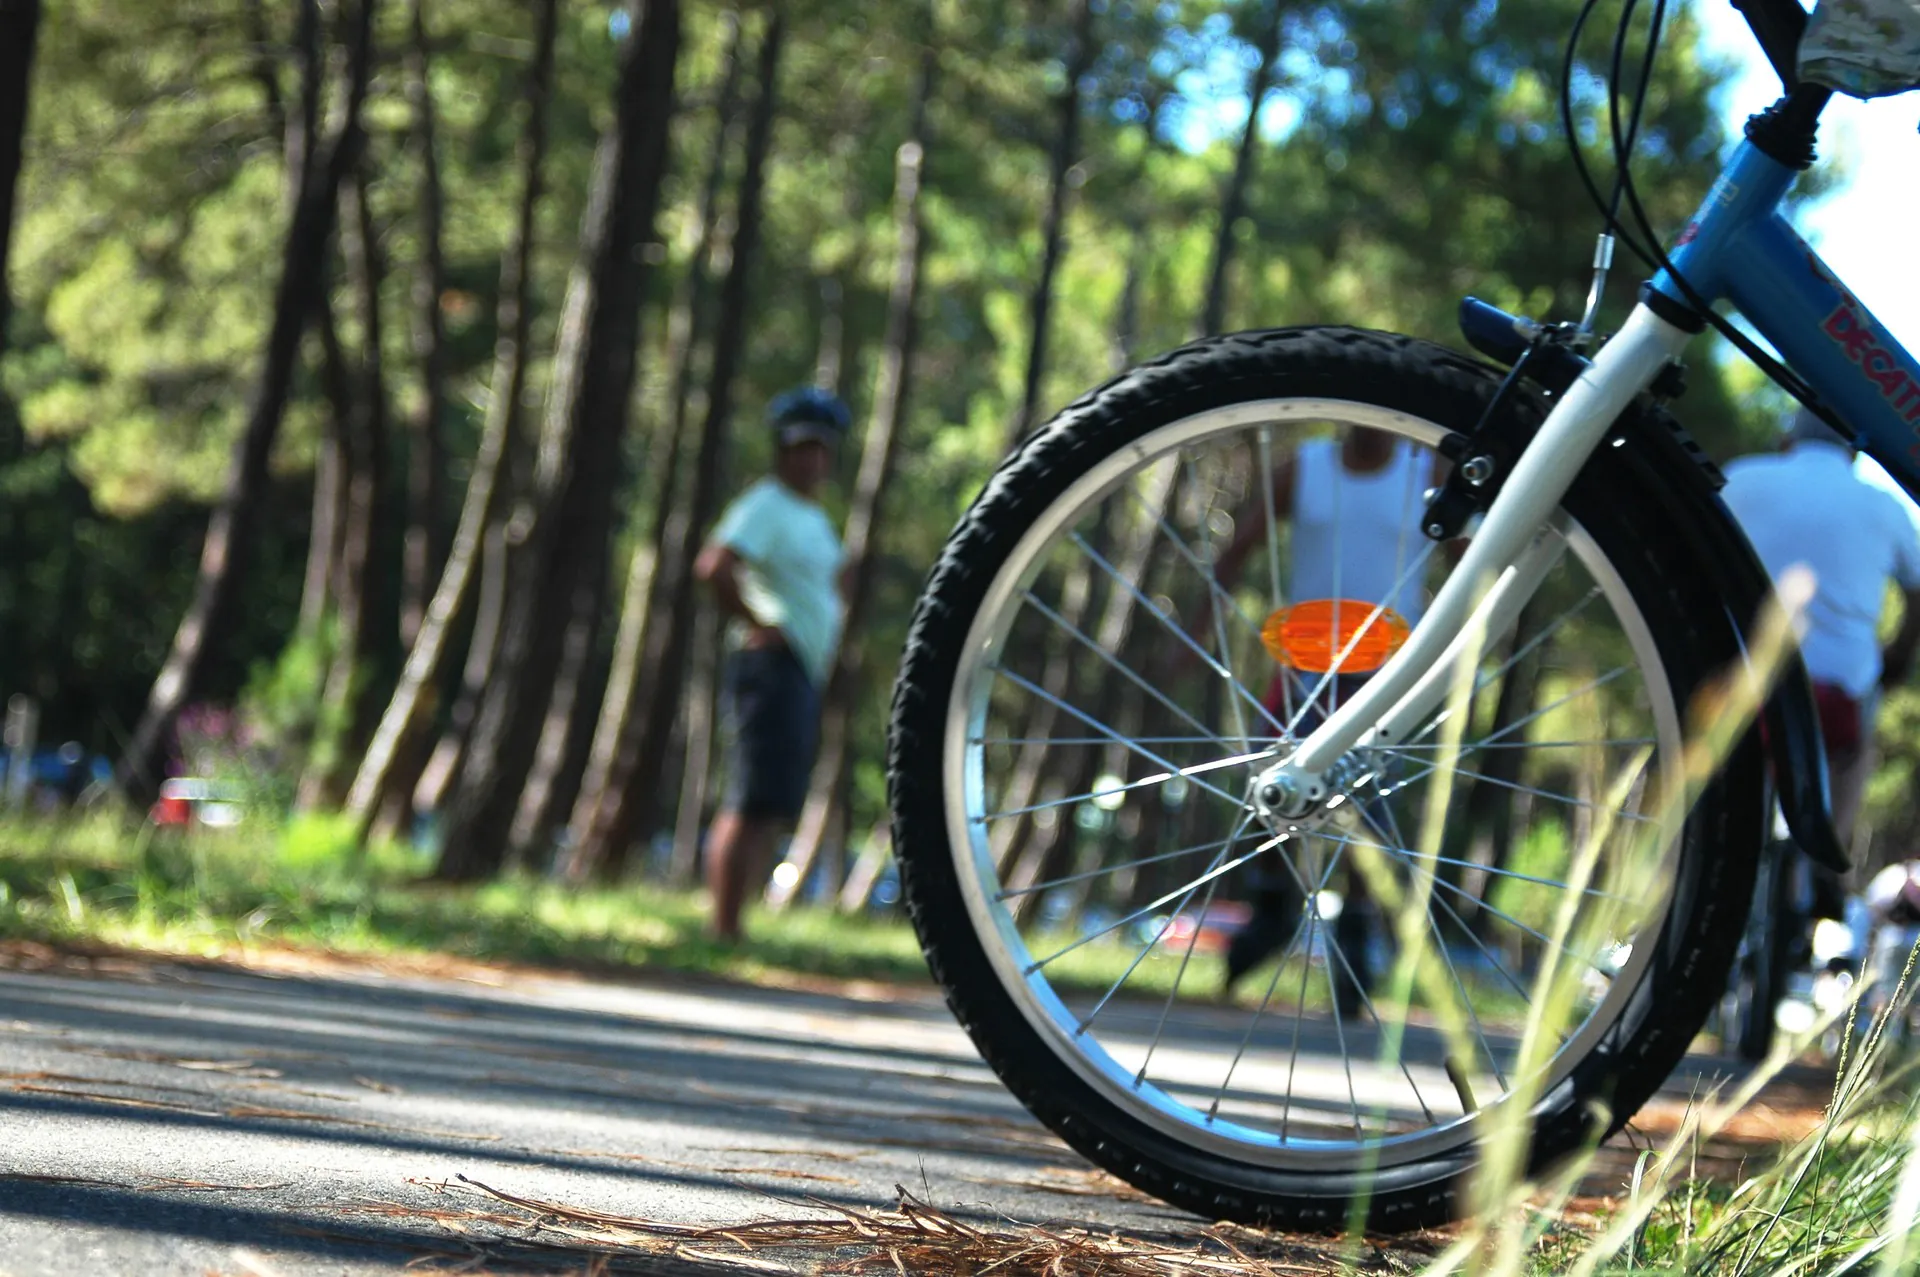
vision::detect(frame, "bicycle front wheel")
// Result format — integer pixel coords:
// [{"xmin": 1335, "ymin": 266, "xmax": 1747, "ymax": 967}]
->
[{"xmin": 888, "ymin": 327, "xmax": 1763, "ymax": 1230}]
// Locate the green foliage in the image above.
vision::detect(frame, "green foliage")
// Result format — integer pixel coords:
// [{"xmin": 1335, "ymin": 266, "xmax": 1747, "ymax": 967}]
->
[{"xmin": 0, "ymin": 0, "xmax": 1819, "ymax": 849}]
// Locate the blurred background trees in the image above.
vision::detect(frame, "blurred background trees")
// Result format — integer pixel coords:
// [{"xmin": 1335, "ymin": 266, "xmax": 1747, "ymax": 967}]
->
[{"xmin": 5, "ymin": 0, "xmax": 1863, "ymax": 898}]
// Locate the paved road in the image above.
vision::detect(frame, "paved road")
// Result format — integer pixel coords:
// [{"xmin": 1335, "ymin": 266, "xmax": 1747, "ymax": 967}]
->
[{"xmin": 0, "ymin": 948, "xmax": 1780, "ymax": 1275}]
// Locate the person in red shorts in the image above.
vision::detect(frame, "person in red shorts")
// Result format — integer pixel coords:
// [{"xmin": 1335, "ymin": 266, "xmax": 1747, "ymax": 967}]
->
[{"xmin": 1723, "ymin": 407, "xmax": 1920, "ymax": 909}]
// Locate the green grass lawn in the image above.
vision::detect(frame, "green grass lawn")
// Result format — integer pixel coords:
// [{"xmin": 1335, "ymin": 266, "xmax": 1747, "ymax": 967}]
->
[
  {"xmin": 0, "ymin": 811, "xmax": 938, "ymax": 986},
  {"xmin": 0, "ymin": 810, "xmax": 1551, "ymax": 1021},
  {"xmin": 0, "ymin": 810, "xmax": 1251, "ymax": 999}
]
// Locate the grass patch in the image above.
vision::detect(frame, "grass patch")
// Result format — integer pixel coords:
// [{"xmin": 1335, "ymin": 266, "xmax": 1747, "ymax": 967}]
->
[
  {"xmin": 0, "ymin": 811, "xmax": 934, "ymax": 986},
  {"xmin": 0, "ymin": 812, "xmax": 1269, "ymax": 999}
]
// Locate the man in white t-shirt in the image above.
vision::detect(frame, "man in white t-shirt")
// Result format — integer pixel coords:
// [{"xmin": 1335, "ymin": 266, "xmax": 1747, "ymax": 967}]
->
[
  {"xmin": 694, "ymin": 388, "xmax": 850, "ymax": 941},
  {"xmin": 1722, "ymin": 407, "xmax": 1920, "ymax": 889}
]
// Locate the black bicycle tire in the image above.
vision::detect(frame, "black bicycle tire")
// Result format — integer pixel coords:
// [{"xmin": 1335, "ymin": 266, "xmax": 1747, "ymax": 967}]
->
[
  {"xmin": 1737, "ymin": 839, "xmax": 1797, "ymax": 1061},
  {"xmin": 887, "ymin": 326, "xmax": 1765, "ymax": 1231}
]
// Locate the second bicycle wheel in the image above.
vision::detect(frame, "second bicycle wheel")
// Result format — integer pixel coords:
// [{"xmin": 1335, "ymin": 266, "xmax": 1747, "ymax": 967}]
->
[{"xmin": 888, "ymin": 328, "xmax": 1764, "ymax": 1230}]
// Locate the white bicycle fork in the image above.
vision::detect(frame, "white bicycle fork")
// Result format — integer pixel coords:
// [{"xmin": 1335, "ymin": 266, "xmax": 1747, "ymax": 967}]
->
[{"xmin": 1252, "ymin": 303, "xmax": 1694, "ymax": 814}]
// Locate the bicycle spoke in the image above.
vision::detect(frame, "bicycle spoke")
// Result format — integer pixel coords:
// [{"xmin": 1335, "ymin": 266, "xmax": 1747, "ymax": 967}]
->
[
  {"xmin": 1128, "ymin": 815, "xmax": 1261, "ymax": 1081},
  {"xmin": 1185, "ymin": 453, "xmax": 1257, "ymax": 756},
  {"xmin": 1378, "ymin": 761, "xmax": 1653, "ymax": 825},
  {"xmin": 1329, "ymin": 838, "xmax": 1633, "ymax": 902},
  {"xmin": 974, "ymin": 735, "xmax": 1240, "ymax": 747},
  {"xmin": 1369, "ymin": 800, "xmax": 1511, "ymax": 1091},
  {"xmin": 1137, "ymin": 483, "xmax": 1268, "ymax": 651},
  {"xmin": 983, "ymin": 745, "xmax": 1279, "ymax": 824},
  {"xmin": 1066, "ymin": 526, "xmax": 1240, "ymax": 677},
  {"xmin": 1326, "ymin": 920, "xmax": 1364, "ymax": 1139},
  {"xmin": 1025, "ymin": 832, "xmax": 1283, "ymax": 973},
  {"xmin": 987, "ymin": 667, "xmax": 1248, "ymax": 812},
  {"xmin": 1112, "ymin": 490, "xmax": 1288, "ymax": 740},
  {"xmin": 1080, "ymin": 812, "xmax": 1257, "ymax": 1039},
  {"xmin": 1255, "ymin": 426, "xmax": 1294, "ymax": 731},
  {"xmin": 1391, "ymin": 664, "xmax": 1636, "ymax": 775},
  {"xmin": 1318, "ymin": 815, "xmax": 1576, "ymax": 1006},
  {"xmin": 1279, "ymin": 889, "xmax": 1324, "ymax": 1142},
  {"xmin": 995, "ymin": 830, "xmax": 1262, "ymax": 901},
  {"xmin": 1322, "ymin": 925, "xmax": 1440, "ymax": 1125},
  {"xmin": 1393, "ymin": 857, "xmax": 1613, "ymax": 978},
  {"xmin": 1380, "ymin": 738, "xmax": 1656, "ymax": 751},
  {"xmin": 1258, "ymin": 824, "xmax": 1438, "ymax": 1126},
  {"xmin": 1209, "ymin": 837, "xmax": 1348, "ymax": 1125},
  {"xmin": 1396, "ymin": 587, "xmax": 1605, "ymax": 748},
  {"xmin": 1019, "ymin": 589, "xmax": 1238, "ymax": 754}
]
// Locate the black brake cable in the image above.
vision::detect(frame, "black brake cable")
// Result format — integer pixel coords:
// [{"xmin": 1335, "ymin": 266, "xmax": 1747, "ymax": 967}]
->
[
  {"xmin": 1561, "ymin": 0, "xmax": 1832, "ymax": 410},
  {"xmin": 1561, "ymin": 0, "xmax": 1659, "ymax": 270},
  {"xmin": 1608, "ymin": 0, "xmax": 1658, "ymax": 224},
  {"xmin": 1607, "ymin": 0, "xmax": 1828, "ymax": 407}
]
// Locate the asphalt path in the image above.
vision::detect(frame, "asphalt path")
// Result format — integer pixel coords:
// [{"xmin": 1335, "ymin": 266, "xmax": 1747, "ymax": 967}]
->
[{"xmin": 0, "ymin": 948, "xmax": 1785, "ymax": 1275}]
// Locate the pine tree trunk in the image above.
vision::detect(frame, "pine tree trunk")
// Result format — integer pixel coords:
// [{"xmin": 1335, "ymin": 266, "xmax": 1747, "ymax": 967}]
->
[
  {"xmin": 0, "ymin": 0, "xmax": 41, "ymax": 359},
  {"xmin": 1197, "ymin": 0, "xmax": 1281, "ymax": 339},
  {"xmin": 302, "ymin": 168, "xmax": 394, "ymax": 809},
  {"xmin": 400, "ymin": 0, "xmax": 449, "ymax": 648},
  {"xmin": 564, "ymin": 9, "xmax": 785, "ymax": 881},
  {"xmin": 655, "ymin": 7, "xmax": 742, "ymax": 435},
  {"xmin": 1004, "ymin": 0, "xmax": 1093, "ymax": 452},
  {"xmin": 277, "ymin": 3, "xmax": 336, "ymax": 642},
  {"xmin": 356, "ymin": 0, "xmax": 561, "ymax": 839},
  {"xmin": 243, "ymin": 0, "xmax": 285, "ymax": 146},
  {"xmin": 297, "ymin": 407, "xmax": 345, "ymax": 632},
  {"xmin": 407, "ymin": 518, "xmax": 508, "ymax": 816},
  {"xmin": 1001, "ymin": 477, "xmax": 1174, "ymax": 915},
  {"xmin": 770, "ymin": 41, "xmax": 934, "ymax": 909},
  {"xmin": 813, "ymin": 275, "xmax": 844, "ymax": 395},
  {"xmin": 115, "ymin": 0, "xmax": 376, "ymax": 804},
  {"xmin": 559, "ymin": 11, "xmax": 745, "ymax": 879},
  {"xmin": 506, "ymin": 530, "xmax": 611, "ymax": 860},
  {"xmin": 667, "ymin": 606, "xmax": 720, "ymax": 886},
  {"xmin": 433, "ymin": 0, "xmax": 683, "ymax": 882},
  {"xmin": 344, "ymin": 0, "xmax": 559, "ymax": 838}
]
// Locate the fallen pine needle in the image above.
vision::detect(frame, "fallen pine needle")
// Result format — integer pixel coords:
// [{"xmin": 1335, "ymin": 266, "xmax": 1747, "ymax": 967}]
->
[{"xmin": 430, "ymin": 1175, "xmax": 1333, "ymax": 1275}]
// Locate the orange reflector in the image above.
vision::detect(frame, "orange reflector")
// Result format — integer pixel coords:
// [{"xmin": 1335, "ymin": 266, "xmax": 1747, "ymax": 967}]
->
[{"xmin": 1262, "ymin": 600, "xmax": 1410, "ymax": 674}]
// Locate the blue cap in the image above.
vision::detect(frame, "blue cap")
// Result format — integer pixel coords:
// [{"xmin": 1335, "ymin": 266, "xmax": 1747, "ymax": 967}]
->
[{"xmin": 768, "ymin": 387, "xmax": 851, "ymax": 445}]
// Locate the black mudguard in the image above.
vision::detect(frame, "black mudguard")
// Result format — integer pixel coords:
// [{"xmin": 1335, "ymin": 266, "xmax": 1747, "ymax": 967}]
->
[{"xmin": 1617, "ymin": 409, "xmax": 1849, "ymax": 874}]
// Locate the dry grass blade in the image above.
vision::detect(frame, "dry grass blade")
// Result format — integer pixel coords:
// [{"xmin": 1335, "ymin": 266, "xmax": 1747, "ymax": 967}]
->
[
  {"xmin": 140, "ymin": 1176, "xmax": 294, "ymax": 1192},
  {"xmin": 72, "ymin": 1046, "xmax": 284, "ymax": 1076},
  {"xmin": 9, "ymin": 1082, "xmax": 222, "ymax": 1115},
  {"xmin": 442, "ymin": 1176, "xmax": 1332, "ymax": 1275},
  {"xmin": 714, "ymin": 1167, "xmax": 860, "ymax": 1186},
  {"xmin": 0, "ymin": 1171, "xmax": 131, "ymax": 1188}
]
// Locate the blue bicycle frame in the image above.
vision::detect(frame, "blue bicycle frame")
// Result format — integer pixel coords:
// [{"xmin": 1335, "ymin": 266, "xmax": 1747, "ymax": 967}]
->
[{"xmin": 1655, "ymin": 141, "xmax": 1920, "ymax": 482}]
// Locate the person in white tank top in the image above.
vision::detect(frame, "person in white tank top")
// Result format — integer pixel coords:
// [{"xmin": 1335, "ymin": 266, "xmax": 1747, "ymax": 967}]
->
[
  {"xmin": 1202, "ymin": 428, "xmax": 1439, "ymax": 688},
  {"xmin": 1287, "ymin": 435, "xmax": 1432, "ymax": 629},
  {"xmin": 1201, "ymin": 428, "xmax": 1441, "ymax": 1002}
]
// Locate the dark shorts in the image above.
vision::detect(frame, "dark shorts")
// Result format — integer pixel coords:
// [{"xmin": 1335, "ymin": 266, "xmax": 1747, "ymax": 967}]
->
[{"xmin": 720, "ymin": 643, "xmax": 821, "ymax": 821}]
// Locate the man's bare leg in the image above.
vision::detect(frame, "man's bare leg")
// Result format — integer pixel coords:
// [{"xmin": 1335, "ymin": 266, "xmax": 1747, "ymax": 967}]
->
[{"xmin": 706, "ymin": 809, "xmax": 782, "ymax": 941}]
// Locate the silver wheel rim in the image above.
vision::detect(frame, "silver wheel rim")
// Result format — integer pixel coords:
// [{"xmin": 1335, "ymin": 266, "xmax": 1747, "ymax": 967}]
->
[{"xmin": 939, "ymin": 399, "xmax": 1685, "ymax": 1171}]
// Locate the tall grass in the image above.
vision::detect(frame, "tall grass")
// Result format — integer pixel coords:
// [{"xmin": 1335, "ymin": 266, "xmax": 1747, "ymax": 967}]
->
[{"xmin": 1380, "ymin": 569, "xmax": 1920, "ymax": 1275}]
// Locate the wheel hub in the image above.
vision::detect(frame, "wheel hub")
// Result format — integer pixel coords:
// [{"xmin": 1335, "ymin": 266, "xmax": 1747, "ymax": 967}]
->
[{"xmin": 1247, "ymin": 749, "xmax": 1380, "ymax": 835}]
